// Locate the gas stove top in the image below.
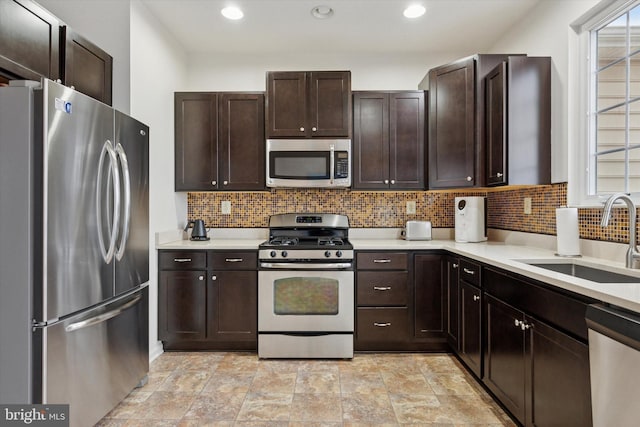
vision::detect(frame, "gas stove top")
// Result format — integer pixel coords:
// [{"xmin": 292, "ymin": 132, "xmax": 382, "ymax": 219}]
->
[{"xmin": 259, "ymin": 213, "xmax": 353, "ymax": 262}]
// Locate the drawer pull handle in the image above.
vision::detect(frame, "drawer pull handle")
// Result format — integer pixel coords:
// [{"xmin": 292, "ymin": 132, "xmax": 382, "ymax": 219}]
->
[
  {"xmin": 473, "ymin": 295, "xmax": 480, "ymax": 301},
  {"xmin": 225, "ymin": 258, "xmax": 244, "ymax": 263},
  {"xmin": 174, "ymin": 258, "xmax": 192, "ymax": 263},
  {"xmin": 373, "ymin": 286, "xmax": 392, "ymax": 291},
  {"xmin": 373, "ymin": 259, "xmax": 392, "ymax": 263},
  {"xmin": 374, "ymin": 322, "xmax": 391, "ymax": 327},
  {"xmin": 463, "ymin": 268, "xmax": 475, "ymax": 275}
]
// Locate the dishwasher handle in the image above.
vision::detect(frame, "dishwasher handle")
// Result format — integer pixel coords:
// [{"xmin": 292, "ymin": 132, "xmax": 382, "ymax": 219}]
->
[{"xmin": 586, "ymin": 304, "xmax": 640, "ymax": 351}]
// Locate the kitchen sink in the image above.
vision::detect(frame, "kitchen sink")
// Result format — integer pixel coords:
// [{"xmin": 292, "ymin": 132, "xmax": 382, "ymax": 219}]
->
[{"xmin": 515, "ymin": 259, "xmax": 640, "ymax": 284}]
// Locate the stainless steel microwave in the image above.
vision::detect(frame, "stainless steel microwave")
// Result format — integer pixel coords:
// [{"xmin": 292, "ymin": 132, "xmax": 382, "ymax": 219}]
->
[{"xmin": 266, "ymin": 139, "xmax": 351, "ymax": 188}]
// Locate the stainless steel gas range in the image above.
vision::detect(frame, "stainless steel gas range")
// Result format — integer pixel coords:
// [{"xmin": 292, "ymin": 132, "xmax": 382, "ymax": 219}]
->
[{"xmin": 258, "ymin": 213, "xmax": 354, "ymax": 359}]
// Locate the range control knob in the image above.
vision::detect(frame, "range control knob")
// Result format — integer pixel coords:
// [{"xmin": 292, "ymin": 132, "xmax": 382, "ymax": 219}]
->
[
  {"xmin": 336, "ymin": 250, "xmax": 343, "ymax": 258},
  {"xmin": 281, "ymin": 251, "xmax": 288, "ymax": 258},
  {"xmin": 270, "ymin": 251, "xmax": 277, "ymax": 258},
  {"xmin": 325, "ymin": 250, "xmax": 332, "ymax": 258}
]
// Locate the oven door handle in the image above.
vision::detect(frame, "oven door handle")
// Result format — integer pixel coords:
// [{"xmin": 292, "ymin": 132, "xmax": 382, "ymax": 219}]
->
[{"xmin": 260, "ymin": 262, "xmax": 353, "ymax": 269}]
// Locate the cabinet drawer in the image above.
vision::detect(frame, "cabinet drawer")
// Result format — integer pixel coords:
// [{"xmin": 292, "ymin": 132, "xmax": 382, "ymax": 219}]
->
[
  {"xmin": 357, "ymin": 252, "xmax": 408, "ymax": 270},
  {"xmin": 459, "ymin": 259, "xmax": 481, "ymax": 286},
  {"xmin": 357, "ymin": 307, "xmax": 409, "ymax": 342},
  {"xmin": 209, "ymin": 252, "xmax": 257, "ymax": 270},
  {"xmin": 159, "ymin": 251, "xmax": 207, "ymax": 270},
  {"xmin": 357, "ymin": 271, "xmax": 408, "ymax": 306}
]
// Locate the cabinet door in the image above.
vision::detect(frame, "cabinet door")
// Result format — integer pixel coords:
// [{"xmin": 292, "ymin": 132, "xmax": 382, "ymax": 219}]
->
[
  {"xmin": 527, "ymin": 316, "xmax": 592, "ymax": 427},
  {"xmin": 389, "ymin": 92, "xmax": 425, "ymax": 189},
  {"xmin": 218, "ymin": 93, "xmax": 265, "ymax": 190},
  {"xmin": 61, "ymin": 26, "xmax": 113, "ymax": 105},
  {"xmin": 0, "ymin": 0, "xmax": 60, "ymax": 81},
  {"xmin": 486, "ymin": 62, "xmax": 507, "ymax": 186},
  {"xmin": 446, "ymin": 257, "xmax": 460, "ymax": 350},
  {"xmin": 308, "ymin": 71, "xmax": 351, "ymax": 137},
  {"xmin": 174, "ymin": 92, "xmax": 218, "ymax": 191},
  {"xmin": 414, "ymin": 254, "xmax": 444, "ymax": 339},
  {"xmin": 459, "ymin": 281, "xmax": 482, "ymax": 377},
  {"xmin": 266, "ymin": 71, "xmax": 307, "ymax": 137},
  {"xmin": 352, "ymin": 92, "xmax": 390, "ymax": 188},
  {"xmin": 209, "ymin": 271, "xmax": 257, "ymax": 342},
  {"xmin": 484, "ymin": 294, "xmax": 526, "ymax": 424},
  {"xmin": 428, "ymin": 57, "xmax": 476, "ymax": 188},
  {"xmin": 158, "ymin": 270, "xmax": 207, "ymax": 341}
]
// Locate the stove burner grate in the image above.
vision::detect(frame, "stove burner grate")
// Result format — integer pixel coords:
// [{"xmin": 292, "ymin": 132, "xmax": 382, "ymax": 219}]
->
[
  {"xmin": 268, "ymin": 237, "xmax": 299, "ymax": 246},
  {"xmin": 318, "ymin": 237, "xmax": 345, "ymax": 246}
]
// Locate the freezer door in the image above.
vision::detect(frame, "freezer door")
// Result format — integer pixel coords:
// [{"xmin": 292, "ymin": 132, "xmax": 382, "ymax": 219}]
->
[
  {"xmin": 41, "ymin": 79, "xmax": 116, "ymax": 320},
  {"xmin": 36, "ymin": 287, "xmax": 149, "ymax": 427},
  {"xmin": 114, "ymin": 111, "xmax": 149, "ymax": 295}
]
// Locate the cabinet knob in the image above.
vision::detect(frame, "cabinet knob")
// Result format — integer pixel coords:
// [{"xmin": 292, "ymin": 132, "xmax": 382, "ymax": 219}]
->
[
  {"xmin": 452, "ymin": 263, "xmax": 459, "ymax": 269},
  {"xmin": 514, "ymin": 319, "xmax": 521, "ymax": 327},
  {"xmin": 496, "ymin": 172, "xmax": 503, "ymax": 178},
  {"xmin": 312, "ymin": 127, "xmax": 317, "ymax": 132},
  {"xmin": 198, "ymin": 275, "xmax": 204, "ymax": 281},
  {"xmin": 212, "ymin": 275, "xmax": 217, "ymax": 281},
  {"xmin": 384, "ymin": 180, "xmax": 389, "ymax": 184},
  {"xmin": 466, "ymin": 176, "xmax": 472, "ymax": 182},
  {"xmin": 300, "ymin": 127, "xmax": 305, "ymax": 132},
  {"xmin": 373, "ymin": 322, "xmax": 391, "ymax": 327},
  {"xmin": 390, "ymin": 180, "xmax": 395, "ymax": 185},
  {"xmin": 212, "ymin": 181, "xmax": 217, "ymax": 186},
  {"xmin": 473, "ymin": 295, "xmax": 480, "ymax": 301},
  {"xmin": 223, "ymin": 181, "xmax": 228, "ymax": 185}
]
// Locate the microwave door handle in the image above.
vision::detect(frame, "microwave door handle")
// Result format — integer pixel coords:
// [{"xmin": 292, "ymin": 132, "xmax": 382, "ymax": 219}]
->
[{"xmin": 330, "ymin": 144, "xmax": 335, "ymax": 184}]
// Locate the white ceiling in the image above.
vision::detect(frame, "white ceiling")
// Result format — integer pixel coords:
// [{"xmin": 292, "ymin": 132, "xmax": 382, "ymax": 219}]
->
[{"xmin": 140, "ymin": 0, "xmax": 542, "ymax": 56}]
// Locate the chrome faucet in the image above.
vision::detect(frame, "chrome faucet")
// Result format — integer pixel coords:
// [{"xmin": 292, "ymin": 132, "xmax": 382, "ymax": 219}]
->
[{"xmin": 601, "ymin": 193, "xmax": 640, "ymax": 269}]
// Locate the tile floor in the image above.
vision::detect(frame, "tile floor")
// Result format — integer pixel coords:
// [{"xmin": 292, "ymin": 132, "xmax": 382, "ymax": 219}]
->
[{"xmin": 97, "ymin": 352, "xmax": 516, "ymax": 426}]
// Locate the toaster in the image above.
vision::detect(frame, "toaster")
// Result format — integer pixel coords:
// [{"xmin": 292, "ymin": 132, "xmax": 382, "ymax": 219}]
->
[{"xmin": 402, "ymin": 221, "xmax": 432, "ymax": 241}]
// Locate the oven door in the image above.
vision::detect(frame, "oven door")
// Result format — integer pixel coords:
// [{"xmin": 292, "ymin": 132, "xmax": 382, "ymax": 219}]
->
[{"xmin": 258, "ymin": 270, "xmax": 354, "ymax": 332}]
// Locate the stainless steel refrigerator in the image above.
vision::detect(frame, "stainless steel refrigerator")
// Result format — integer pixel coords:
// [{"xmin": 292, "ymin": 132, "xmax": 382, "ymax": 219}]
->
[{"xmin": 0, "ymin": 79, "xmax": 149, "ymax": 427}]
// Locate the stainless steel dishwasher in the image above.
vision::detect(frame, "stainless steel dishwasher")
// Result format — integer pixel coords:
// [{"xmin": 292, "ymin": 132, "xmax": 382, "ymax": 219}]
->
[{"xmin": 586, "ymin": 304, "xmax": 640, "ymax": 427}]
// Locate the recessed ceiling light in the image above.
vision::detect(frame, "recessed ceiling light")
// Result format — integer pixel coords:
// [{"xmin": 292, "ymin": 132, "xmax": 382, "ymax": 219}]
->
[
  {"xmin": 403, "ymin": 4, "xmax": 426, "ymax": 19},
  {"xmin": 221, "ymin": 6, "xmax": 244, "ymax": 20},
  {"xmin": 311, "ymin": 5, "xmax": 334, "ymax": 19}
]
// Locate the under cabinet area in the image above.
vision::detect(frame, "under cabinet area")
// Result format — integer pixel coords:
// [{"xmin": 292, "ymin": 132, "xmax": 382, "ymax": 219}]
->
[
  {"xmin": 266, "ymin": 71, "xmax": 351, "ymax": 138},
  {"xmin": 352, "ymin": 91, "xmax": 426, "ymax": 189},
  {"xmin": 174, "ymin": 92, "xmax": 265, "ymax": 191},
  {"xmin": 158, "ymin": 250, "xmax": 257, "ymax": 350}
]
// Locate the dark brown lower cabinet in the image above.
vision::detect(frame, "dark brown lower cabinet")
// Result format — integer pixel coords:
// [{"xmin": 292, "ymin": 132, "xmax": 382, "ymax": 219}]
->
[
  {"xmin": 413, "ymin": 254, "xmax": 445, "ymax": 341},
  {"xmin": 158, "ymin": 250, "xmax": 257, "ymax": 350},
  {"xmin": 445, "ymin": 256, "xmax": 460, "ymax": 349},
  {"xmin": 484, "ymin": 294, "xmax": 592, "ymax": 427},
  {"xmin": 459, "ymin": 280, "xmax": 482, "ymax": 377},
  {"xmin": 159, "ymin": 270, "xmax": 207, "ymax": 342}
]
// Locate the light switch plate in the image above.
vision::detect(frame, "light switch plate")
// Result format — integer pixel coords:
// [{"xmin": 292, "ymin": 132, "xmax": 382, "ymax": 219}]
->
[
  {"xmin": 406, "ymin": 201, "xmax": 417, "ymax": 214},
  {"xmin": 523, "ymin": 197, "xmax": 532, "ymax": 215},
  {"xmin": 221, "ymin": 201, "xmax": 231, "ymax": 215}
]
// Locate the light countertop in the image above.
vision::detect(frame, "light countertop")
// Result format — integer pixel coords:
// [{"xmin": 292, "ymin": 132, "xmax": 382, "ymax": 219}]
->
[{"xmin": 156, "ymin": 228, "xmax": 640, "ymax": 313}]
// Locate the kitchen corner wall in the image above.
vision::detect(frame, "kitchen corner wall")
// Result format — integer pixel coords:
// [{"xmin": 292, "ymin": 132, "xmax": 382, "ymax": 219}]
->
[{"xmin": 187, "ymin": 183, "xmax": 636, "ymax": 245}]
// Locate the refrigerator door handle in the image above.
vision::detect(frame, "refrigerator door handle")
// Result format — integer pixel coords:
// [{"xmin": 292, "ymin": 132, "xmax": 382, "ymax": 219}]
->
[
  {"xmin": 96, "ymin": 140, "xmax": 121, "ymax": 264},
  {"xmin": 64, "ymin": 294, "xmax": 141, "ymax": 332},
  {"xmin": 114, "ymin": 143, "xmax": 131, "ymax": 261}
]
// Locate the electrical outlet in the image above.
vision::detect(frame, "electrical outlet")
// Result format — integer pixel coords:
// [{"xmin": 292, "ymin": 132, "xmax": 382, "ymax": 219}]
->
[
  {"xmin": 406, "ymin": 201, "xmax": 417, "ymax": 214},
  {"xmin": 523, "ymin": 197, "xmax": 532, "ymax": 215},
  {"xmin": 221, "ymin": 201, "xmax": 231, "ymax": 215}
]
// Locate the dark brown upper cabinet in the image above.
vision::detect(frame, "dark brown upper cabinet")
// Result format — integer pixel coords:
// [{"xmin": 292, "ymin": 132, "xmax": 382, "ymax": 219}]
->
[
  {"xmin": 426, "ymin": 54, "xmax": 518, "ymax": 189},
  {"xmin": 486, "ymin": 56, "xmax": 551, "ymax": 186},
  {"xmin": 0, "ymin": 0, "xmax": 60, "ymax": 81},
  {"xmin": 175, "ymin": 92, "xmax": 265, "ymax": 191},
  {"xmin": 353, "ymin": 91, "xmax": 425, "ymax": 189},
  {"xmin": 61, "ymin": 26, "xmax": 113, "ymax": 105},
  {"xmin": 266, "ymin": 71, "xmax": 351, "ymax": 138}
]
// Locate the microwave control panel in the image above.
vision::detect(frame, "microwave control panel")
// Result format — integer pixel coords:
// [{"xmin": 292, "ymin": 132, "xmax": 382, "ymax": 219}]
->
[{"xmin": 335, "ymin": 151, "xmax": 349, "ymax": 178}]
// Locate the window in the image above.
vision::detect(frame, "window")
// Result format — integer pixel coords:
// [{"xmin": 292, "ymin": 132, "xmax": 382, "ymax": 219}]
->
[{"xmin": 571, "ymin": 0, "xmax": 640, "ymax": 205}]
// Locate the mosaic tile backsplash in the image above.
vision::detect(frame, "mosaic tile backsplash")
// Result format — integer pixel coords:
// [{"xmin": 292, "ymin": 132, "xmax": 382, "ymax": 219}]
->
[{"xmin": 187, "ymin": 183, "xmax": 637, "ymax": 244}]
